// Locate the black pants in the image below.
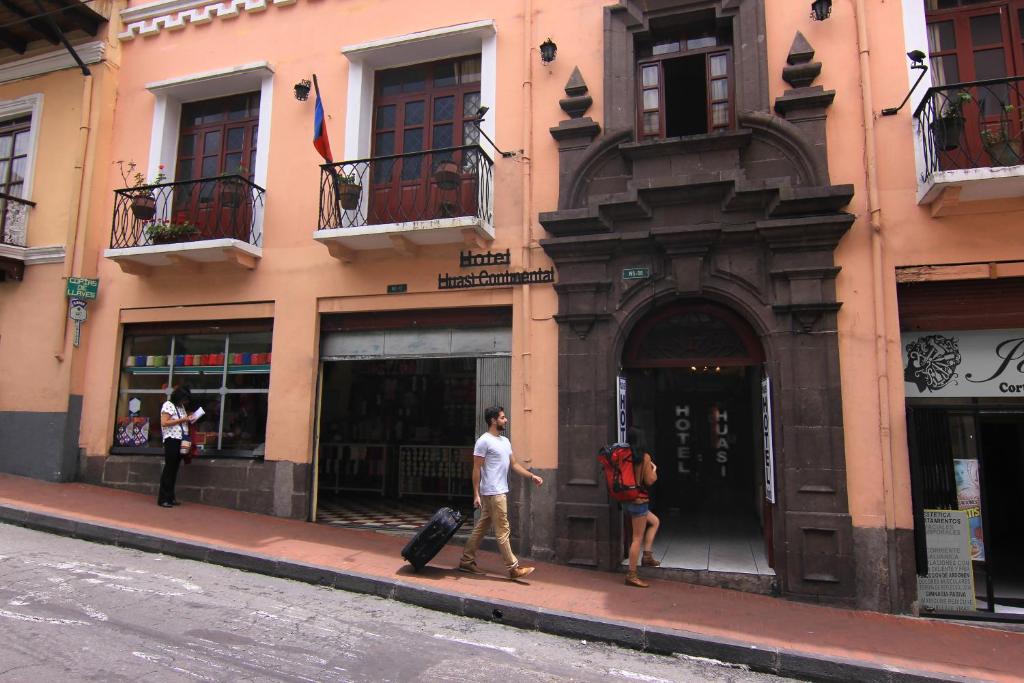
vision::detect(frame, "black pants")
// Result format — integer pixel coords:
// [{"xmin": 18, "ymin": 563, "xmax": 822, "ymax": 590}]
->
[{"xmin": 159, "ymin": 438, "xmax": 182, "ymax": 504}]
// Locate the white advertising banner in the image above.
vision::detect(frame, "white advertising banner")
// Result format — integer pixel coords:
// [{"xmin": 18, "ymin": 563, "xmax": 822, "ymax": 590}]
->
[
  {"xmin": 761, "ymin": 375, "xmax": 776, "ymax": 504},
  {"xmin": 902, "ymin": 329, "xmax": 1024, "ymax": 398},
  {"xmin": 616, "ymin": 376, "xmax": 628, "ymax": 443}
]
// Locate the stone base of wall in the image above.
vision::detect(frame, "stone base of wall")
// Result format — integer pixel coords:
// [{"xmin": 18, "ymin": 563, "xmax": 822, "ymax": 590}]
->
[
  {"xmin": 79, "ymin": 454, "xmax": 310, "ymax": 519},
  {"xmin": 0, "ymin": 396, "xmax": 82, "ymax": 482}
]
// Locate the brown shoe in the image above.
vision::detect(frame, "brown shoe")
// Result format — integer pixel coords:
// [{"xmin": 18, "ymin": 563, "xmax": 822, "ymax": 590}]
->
[
  {"xmin": 625, "ymin": 571, "xmax": 649, "ymax": 588},
  {"xmin": 458, "ymin": 561, "xmax": 486, "ymax": 575},
  {"xmin": 509, "ymin": 565, "xmax": 535, "ymax": 580},
  {"xmin": 641, "ymin": 551, "xmax": 661, "ymax": 567}
]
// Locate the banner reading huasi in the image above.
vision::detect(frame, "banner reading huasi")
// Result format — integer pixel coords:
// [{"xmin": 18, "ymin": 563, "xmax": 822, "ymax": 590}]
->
[{"xmin": 902, "ymin": 329, "xmax": 1024, "ymax": 398}]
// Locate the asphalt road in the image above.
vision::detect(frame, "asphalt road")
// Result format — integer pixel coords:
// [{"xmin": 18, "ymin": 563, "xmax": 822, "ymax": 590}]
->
[{"xmin": 0, "ymin": 522, "xmax": 795, "ymax": 682}]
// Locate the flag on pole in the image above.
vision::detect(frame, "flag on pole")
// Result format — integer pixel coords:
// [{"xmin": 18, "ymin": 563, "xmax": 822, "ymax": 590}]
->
[{"xmin": 313, "ymin": 88, "xmax": 333, "ymax": 164}]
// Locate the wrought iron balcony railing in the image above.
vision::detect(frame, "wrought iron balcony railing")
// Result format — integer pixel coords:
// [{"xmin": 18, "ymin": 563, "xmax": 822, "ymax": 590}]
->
[
  {"xmin": 0, "ymin": 191, "xmax": 35, "ymax": 248},
  {"xmin": 317, "ymin": 144, "xmax": 493, "ymax": 230},
  {"xmin": 914, "ymin": 76, "xmax": 1024, "ymax": 181},
  {"xmin": 111, "ymin": 175, "xmax": 265, "ymax": 249}
]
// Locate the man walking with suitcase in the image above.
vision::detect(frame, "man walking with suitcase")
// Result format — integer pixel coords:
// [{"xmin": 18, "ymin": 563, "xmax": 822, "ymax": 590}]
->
[{"xmin": 459, "ymin": 406, "xmax": 543, "ymax": 579}]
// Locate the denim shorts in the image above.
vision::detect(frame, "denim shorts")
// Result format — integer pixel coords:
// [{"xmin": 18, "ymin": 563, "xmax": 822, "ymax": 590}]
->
[{"xmin": 624, "ymin": 501, "xmax": 649, "ymax": 518}]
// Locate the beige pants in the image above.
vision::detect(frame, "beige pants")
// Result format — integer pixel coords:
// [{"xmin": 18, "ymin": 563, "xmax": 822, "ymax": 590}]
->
[{"xmin": 460, "ymin": 493, "xmax": 518, "ymax": 569}]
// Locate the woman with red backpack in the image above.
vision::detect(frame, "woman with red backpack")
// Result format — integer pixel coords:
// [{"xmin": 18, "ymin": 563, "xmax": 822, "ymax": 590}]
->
[{"xmin": 624, "ymin": 428, "xmax": 661, "ymax": 588}]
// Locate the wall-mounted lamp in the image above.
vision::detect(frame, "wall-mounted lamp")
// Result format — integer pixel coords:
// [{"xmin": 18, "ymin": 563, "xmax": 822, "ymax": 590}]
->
[
  {"xmin": 294, "ymin": 79, "xmax": 312, "ymax": 101},
  {"xmin": 881, "ymin": 50, "xmax": 929, "ymax": 116},
  {"xmin": 810, "ymin": 0, "xmax": 832, "ymax": 21},
  {"xmin": 540, "ymin": 38, "xmax": 557, "ymax": 65},
  {"xmin": 473, "ymin": 106, "xmax": 517, "ymax": 158}
]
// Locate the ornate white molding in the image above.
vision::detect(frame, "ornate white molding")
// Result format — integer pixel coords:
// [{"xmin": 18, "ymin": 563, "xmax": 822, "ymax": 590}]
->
[
  {"xmin": 119, "ymin": 0, "xmax": 297, "ymax": 40},
  {"xmin": 0, "ymin": 42, "xmax": 106, "ymax": 84},
  {"xmin": 0, "ymin": 244, "xmax": 65, "ymax": 264}
]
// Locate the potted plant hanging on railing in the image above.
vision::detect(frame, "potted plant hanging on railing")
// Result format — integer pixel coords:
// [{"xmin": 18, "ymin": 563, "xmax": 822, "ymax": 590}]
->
[
  {"xmin": 980, "ymin": 105, "xmax": 1022, "ymax": 167},
  {"xmin": 117, "ymin": 160, "xmax": 166, "ymax": 220},
  {"xmin": 433, "ymin": 159, "xmax": 460, "ymax": 190},
  {"xmin": 146, "ymin": 219, "xmax": 199, "ymax": 245},
  {"xmin": 217, "ymin": 167, "xmax": 249, "ymax": 208},
  {"xmin": 332, "ymin": 172, "xmax": 362, "ymax": 210},
  {"xmin": 930, "ymin": 91, "xmax": 971, "ymax": 152}
]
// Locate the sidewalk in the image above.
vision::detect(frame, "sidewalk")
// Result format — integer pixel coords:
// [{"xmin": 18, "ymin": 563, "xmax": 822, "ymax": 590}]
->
[{"xmin": 0, "ymin": 474, "xmax": 1020, "ymax": 683}]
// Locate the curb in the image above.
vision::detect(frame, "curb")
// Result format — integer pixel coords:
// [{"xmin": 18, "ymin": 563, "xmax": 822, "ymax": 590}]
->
[{"xmin": 0, "ymin": 503, "xmax": 976, "ymax": 683}]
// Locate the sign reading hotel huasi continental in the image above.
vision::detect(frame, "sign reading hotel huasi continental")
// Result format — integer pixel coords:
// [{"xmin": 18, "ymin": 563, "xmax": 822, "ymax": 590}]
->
[
  {"xmin": 902, "ymin": 329, "xmax": 1024, "ymax": 397},
  {"xmin": 438, "ymin": 249, "xmax": 555, "ymax": 290}
]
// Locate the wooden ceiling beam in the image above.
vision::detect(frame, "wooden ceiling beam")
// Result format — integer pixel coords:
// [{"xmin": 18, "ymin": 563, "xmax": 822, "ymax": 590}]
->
[{"xmin": 0, "ymin": 0, "xmax": 62, "ymax": 44}]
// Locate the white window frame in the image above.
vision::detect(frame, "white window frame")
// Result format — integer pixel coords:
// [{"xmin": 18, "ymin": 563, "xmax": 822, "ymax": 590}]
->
[
  {"xmin": 341, "ymin": 20, "xmax": 497, "ymax": 162},
  {"xmin": 145, "ymin": 62, "xmax": 274, "ymax": 245},
  {"xmin": 0, "ymin": 93, "xmax": 43, "ymax": 249}
]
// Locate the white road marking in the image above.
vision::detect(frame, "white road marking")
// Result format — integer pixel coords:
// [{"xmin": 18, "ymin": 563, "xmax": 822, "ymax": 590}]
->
[
  {"xmin": 132, "ymin": 652, "xmax": 165, "ymax": 663},
  {"xmin": 0, "ymin": 608, "xmax": 90, "ymax": 626},
  {"xmin": 431, "ymin": 633, "xmax": 517, "ymax": 655},
  {"xmin": 606, "ymin": 669, "xmax": 676, "ymax": 683}
]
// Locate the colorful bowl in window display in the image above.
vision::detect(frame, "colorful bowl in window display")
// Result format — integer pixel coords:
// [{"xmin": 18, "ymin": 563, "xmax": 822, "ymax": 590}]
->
[
  {"xmin": 133, "ymin": 355, "xmax": 145, "ymax": 366},
  {"xmin": 213, "ymin": 353, "xmax": 225, "ymax": 365},
  {"xmin": 192, "ymin": 354, "xmax": 203, "ymax": 366},
  {"xmin": 153, "ymin": 355, "xmax": 166, "ymax": 367},
  {"xmin": 174, "ymin": 355, "xmax": 185, "ymax": 367},
  {"xmin": 184, "ymin": 355, "xmax": 193, "ymax": 366},
  {"xmin": 265, "ymin": 352, "xmax": 271, "ymax": 364},
  {"xmin": 252, "ymin": 353, "xmax": 265, "ymax": 364},
  {"xmin": 229, "ymin": 353, "xmax": 241, "ymax": 365},
  {"xmin": 146, "ymin": 356, "xmax": 156, "ymax": 366},
  {"xmin": 241, "ymin": 353, "xmax": 252, "ymax": 364}
]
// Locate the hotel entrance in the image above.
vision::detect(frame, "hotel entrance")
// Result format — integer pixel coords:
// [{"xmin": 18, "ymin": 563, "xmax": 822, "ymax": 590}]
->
[{"xmin": 621, "ymin": 301, "xmax": 774, "ymax": 590}]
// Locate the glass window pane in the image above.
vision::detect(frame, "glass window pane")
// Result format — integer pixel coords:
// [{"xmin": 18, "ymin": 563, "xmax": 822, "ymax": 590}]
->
[
  {"xmin": 974, "ymin": 48, "xmax": 1007, "ymax": 81},
  {"xmin": 224, "ymin": 153, "xmax": 243, "ymax": 174},
  {"xmin": 378, "ymin": 70, "xmax": 402, "ymax": 96},
  {"xmin": 0, "ymin": 160, "xmax": 9, "ymax": 185},
  {"xmin": 201, "ymin": 100, "xmax": 225, "ymax": 124},
  {"xmin": 970, "ymin": 14, "xmax": 1003, "ymax": 46},
  {"xmin": 203, "ymin": 131, "xmax": 221, "ymax": 155},
  {"xmin": 403, "ymin": 128, "xmax": 423, "ymax": 153},
  {"xmin": 712, "ymin": 102, "xmax": 729, "ymax": 126},
  {"xmin": 433, "ymin": 96, "xmax": 455, "ymax": 122},
  {"xmin": 11, "ymin": 157, "xmax": 26, "ymax": 183},
  {"xmin": 401, "ymin": 151, "xmax": 424, "ymax": 181},
  {"xmin": 643, "ymin": 89, "xmax": 660, "ymax": 110},
  {"xmin": 463, "ymin": 92, "xmax": 481, "ymax": 118},
  {"xmin": 179, "ymin": 134, "xmax": 195, "ymax": 157},
  {"xmin": 376, "ymin": 104, "xmax": 396, "ymax": 129},
  {"xmin": 404, "ymin": 100, "xmax": 425, "ymax": 126},
  {"xmin": 928, "ymin": 21, "xmax": 957, "ymax": 52},
  {"xmin": 114, "ymin": 393, "xmax": 167, "ymax": 448},
  {"xmin": 460, "ymin": 56, "xmax": 481, "ymax": 84},
  {"xmin": 652, "ymin": 41, "xmax": 679, "ymax": 55},
  {"xmin": 643, "ymin": 112, "xmax": 659, "ymax": 134},
  {"xmin": 433, "ymin": 61, "xmax": 457, "ymax": 87},
  {"xmin": 1020, "ymin": 9, "xmax": 1024, "ymax": 37},
  {"xmin": 433, "ymin": 123, "xmax": 453, "ymax": 149},
  {"xmin": 642, "ymin": 65, "xmax": 659, "ymax": 87},
  {"xmin": 0, "ymin": 135, "xmax": 11, "ymax": 157},
  {"xmin": 463, "ymin": 121, "xmax": 480, "ymax": 145},
  {"xmin": 227, "ymin": 95, "xmax": 249, "ymax": 120},
  {"xmin": 201, "ymin": 156, "xmax": 219, "ymax": 178},
  {"xmin": 13, "ymin": 131, "xmax": 29, "ymax": 156},
  {"xmin": 402, "ymin": 67, "xmax": 427, "ymax": 93},
  {"xmin": 226, "ymin": 127, "xmax": 245, "ymax": 152},
  {"xmin": 930, "ymin": 54, "xmax": 960, "ymax": 87},
  {"xmin": 6, "ymin": 182, "xmax": 22, "ymax": 199},
  {"xmin": 687, "ymin": 36, "xmax": 717, "ymax": 50},
  {"xmin": 188, "ymin": 394, "xmax": 221, "ymax": 451},
  {"xmin": 711, "ymin": 79, "xmax": 729, "ymax": 101},
  {"xmin": 375, "ymin": 131, "xmax": 394, "ymax": 156},
  {"xmin": 710, "ymin": 54, "xmax": 728, "ymax": 78},
  {"xmin": 176, "ymin": 160, "xmax": 192, "ymax": 181},
  {"xmin": 220, "ymin": 393, "xmax": 268, "ymax": 451}
]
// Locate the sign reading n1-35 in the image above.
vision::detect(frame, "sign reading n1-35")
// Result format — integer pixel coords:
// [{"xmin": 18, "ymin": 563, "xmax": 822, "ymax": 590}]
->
[{"xmin": 66, "ymin": 277, "xmax": 99, "ymax": 300}]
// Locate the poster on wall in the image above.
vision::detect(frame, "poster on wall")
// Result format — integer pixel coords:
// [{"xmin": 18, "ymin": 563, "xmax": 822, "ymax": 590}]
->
[
  {"xmin": 953, "ymin": 459, "xmax": 986, "ymax": 561},
  {"xmin": 902, "ymin": 329, "xmax": 1024, "ymax": 397},
  {"xmin": 917, "ymin": 509, "xmax": 976, "ymax": 612}
]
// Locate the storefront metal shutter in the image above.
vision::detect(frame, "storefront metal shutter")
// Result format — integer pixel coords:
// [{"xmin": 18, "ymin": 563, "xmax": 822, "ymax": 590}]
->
[{"xmin": 476, "ymin": 356, "xmax": 512, "ymax": 440}]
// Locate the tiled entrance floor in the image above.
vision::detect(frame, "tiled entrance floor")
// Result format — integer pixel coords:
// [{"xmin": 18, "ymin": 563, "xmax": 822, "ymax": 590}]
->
[
  {"xmin": 638, "ymin": 509, "xmax": 774, "ymax": 576},
  {"xmin": 316, "ymin": 495, "xmax": 472, "ymax": 537}
]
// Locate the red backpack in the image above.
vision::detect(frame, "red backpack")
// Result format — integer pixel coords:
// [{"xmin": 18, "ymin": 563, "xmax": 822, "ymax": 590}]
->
[{"xmin": 597, "ymin": 443, "xmax": 645, "ymax": 503}]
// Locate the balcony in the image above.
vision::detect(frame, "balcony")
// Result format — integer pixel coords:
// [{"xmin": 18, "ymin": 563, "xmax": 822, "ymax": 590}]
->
[
  {"xmin": 0, "ymin": 192, "xmax": 37, "ymax": 282},
  {"xmin": 104, "ymin": 176, "xmax": 264, "ymax": 275},
  {"xmin": 915, "ymin": 76, "xmax": 1024, "ymax": 211},
  {"xmin": 314, "ymin": 144, "xmax": 494, "ymax": 262}
]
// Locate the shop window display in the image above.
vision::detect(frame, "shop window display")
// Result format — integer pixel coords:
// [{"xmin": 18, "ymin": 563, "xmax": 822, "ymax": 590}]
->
[{"xmin": 113, "ymin": 327, "xmax": 271, "ymax": 457}]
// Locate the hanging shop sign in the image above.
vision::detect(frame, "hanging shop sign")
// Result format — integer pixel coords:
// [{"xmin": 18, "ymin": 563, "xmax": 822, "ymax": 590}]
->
[
  {"xmin": 917, "ymin": 509, "xmax": 976, "ymax": 612},
  {"xmin": 616, "ymin": 375, "xmax": 628, "ymax": 443},
  {"xmin": 66, "ymin": 276, "xmax": 99, "ymax": 300},
  {"xmin": 438, "ymin": 249, "xmax": 554, "ymax": 290},
  {"xmin": 761, "ymin": 375, "xmax": 776, "ymax": 504},
  {"xmin": 902, "ymin": 328, "xmax": 1024, "ymax": 397}
]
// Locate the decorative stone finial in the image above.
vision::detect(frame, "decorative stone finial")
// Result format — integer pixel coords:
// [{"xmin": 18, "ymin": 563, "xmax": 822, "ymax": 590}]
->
[
  {"xmin": 783, "ymin": 32, "xmax": 822, "ymax": 88},
  {"xmin": 560, "ymin": 67, "xmax": 593, "ymax": 119}
]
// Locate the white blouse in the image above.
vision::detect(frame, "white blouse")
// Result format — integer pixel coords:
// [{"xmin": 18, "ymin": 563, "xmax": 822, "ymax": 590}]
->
[{"xmin": 160, "ymin": 401, "xmax": 189, "ymax": 442}]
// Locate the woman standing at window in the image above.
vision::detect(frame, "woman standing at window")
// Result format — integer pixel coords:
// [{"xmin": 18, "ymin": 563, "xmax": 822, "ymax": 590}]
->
[{"xmin": 158, "ymin": 386, "xmax": 193, "ymax": 507}]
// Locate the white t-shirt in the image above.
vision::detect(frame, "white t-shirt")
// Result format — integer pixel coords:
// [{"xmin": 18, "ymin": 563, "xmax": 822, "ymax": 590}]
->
[
  {"xmin": 474, "ymin": 431, "xmax": 512, "ymax": 496},
  {"xmin": 160, "ymin": 401, "xmax": 189, "ymax": 442}
]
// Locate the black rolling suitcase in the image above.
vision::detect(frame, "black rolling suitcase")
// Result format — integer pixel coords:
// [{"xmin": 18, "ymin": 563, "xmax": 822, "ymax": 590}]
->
[{"xmin": 401, "ymin": 507, "xmax": 465, "ymax": 571}]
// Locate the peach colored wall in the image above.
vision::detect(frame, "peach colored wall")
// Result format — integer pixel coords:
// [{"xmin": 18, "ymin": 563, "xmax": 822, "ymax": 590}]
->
[
  {"xmin": 80, "ymin": 0, "xmax": 591, "ymax": 472},
  {"xmin": 0, "ymin": 51, "xmax": 120, "ymax": 414}
]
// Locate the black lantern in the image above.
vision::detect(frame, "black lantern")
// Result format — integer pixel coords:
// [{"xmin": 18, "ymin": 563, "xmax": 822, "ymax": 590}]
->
[
  {"xmin": 294, "ymin": 79, "xmax": 311, "ymax": 101},
  {"xmin": 810, "ymin": 0, "xmax": 832, "ymax": 21},
  {"xmin": 539, "ymin": 38, "xmax": 557, "ymax": 65}
]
